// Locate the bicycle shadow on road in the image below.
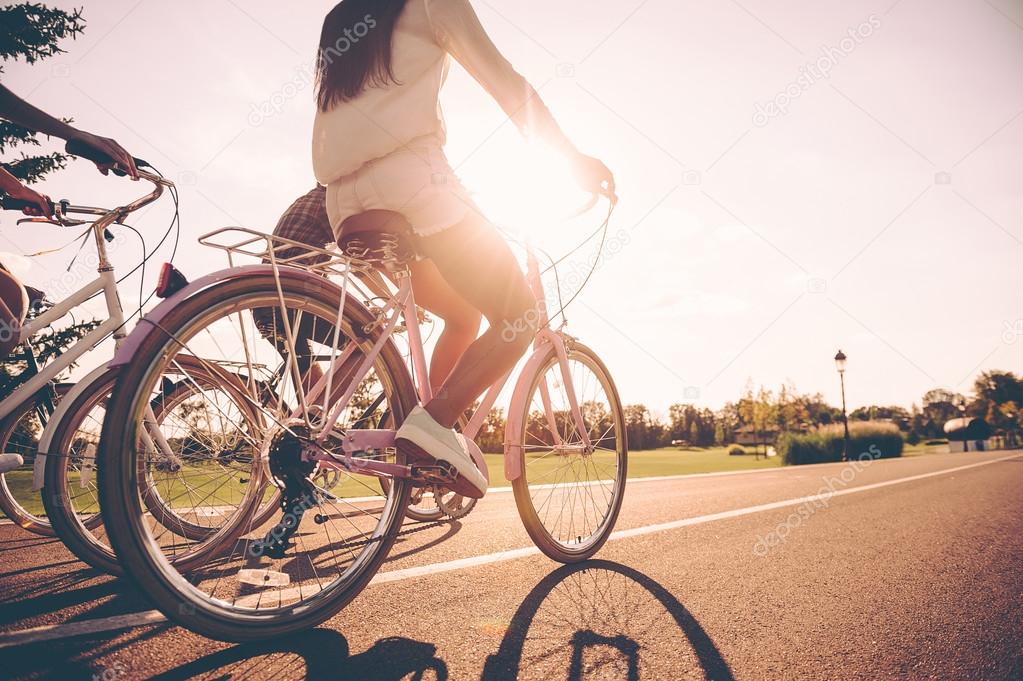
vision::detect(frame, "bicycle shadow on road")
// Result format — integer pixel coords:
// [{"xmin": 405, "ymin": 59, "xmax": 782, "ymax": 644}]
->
[
  {"xmin": 149, "ymin": 629, "xmax": 447, "ymax": 681},
  {"xmin": 483, "ymin": 559, "xmax": 735, "ymax": 681}
]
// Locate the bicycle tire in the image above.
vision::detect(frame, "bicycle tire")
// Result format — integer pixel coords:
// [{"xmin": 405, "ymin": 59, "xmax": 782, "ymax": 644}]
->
[{"xmin": 510, "ymin": 341, "xmax": 627, "ymax": 563}]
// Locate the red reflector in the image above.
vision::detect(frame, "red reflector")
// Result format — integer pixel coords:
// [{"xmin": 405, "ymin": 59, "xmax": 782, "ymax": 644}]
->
[
  {"xmin": 156, "ymin": 262, "xmax": 174, "ymax": 298},
  {"xmin": 156, "ymin": 263, "xmax": 188, "ymax": 299}
]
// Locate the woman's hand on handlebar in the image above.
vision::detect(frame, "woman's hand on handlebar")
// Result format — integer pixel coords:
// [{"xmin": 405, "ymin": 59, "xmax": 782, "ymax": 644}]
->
[
  {"xmin": 570, "ymin": 152, "xmax": 617, "ymax": 204},
  {"xmin": 66, "ymin": 130, "xmax": 139, "ymax": 180},
  {"xmin": 0, "ymin": 179, "xmax": 52, "ymax": 218}
]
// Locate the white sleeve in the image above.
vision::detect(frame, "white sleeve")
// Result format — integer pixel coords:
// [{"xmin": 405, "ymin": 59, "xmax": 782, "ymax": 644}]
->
[{"xmin": 425, "ymin": 0, "xmax": 575, "ymax": 152}]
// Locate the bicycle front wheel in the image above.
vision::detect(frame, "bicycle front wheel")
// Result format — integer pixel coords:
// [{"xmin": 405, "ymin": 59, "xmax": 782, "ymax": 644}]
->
[
  {"xmin": 511, "ymin": 341, "xmax": 627, "ymax": 563},
  {"xmin": 0, "ymin": 385, "xmax": 66, "ymax": 535},
  {"xmin": 99, "ymin": 272, "xmax": 416, "ymax": 641}
]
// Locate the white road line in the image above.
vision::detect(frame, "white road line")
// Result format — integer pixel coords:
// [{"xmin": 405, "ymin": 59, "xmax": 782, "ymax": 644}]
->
[
  {"xmin": 1, "ymin": 452, "xmax": 1017, "ymax": 648},
  {"xmin": 0, "ymin": 611, "xmax": 166, "ymax": 649}
]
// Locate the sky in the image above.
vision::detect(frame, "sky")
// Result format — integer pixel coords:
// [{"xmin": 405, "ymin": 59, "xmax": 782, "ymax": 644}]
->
[{"xmin": 1, "ymin": 0, "xmax": 1021, "ymax": 419}]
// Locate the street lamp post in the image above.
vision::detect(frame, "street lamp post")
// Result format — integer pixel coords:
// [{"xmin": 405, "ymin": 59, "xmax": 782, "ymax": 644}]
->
[
  {"xmin": 959, "ymin": 397, "xmax": 968, "ymax": 453},
  {"xmin": 835, "ymin": 350, "xmax": 850, "ymax": 462}
]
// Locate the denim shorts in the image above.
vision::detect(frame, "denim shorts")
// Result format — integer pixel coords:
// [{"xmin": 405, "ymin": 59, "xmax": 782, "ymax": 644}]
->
[{"xmin": 325, "ymin": 137, "xmax": 478, "ymax": 239}]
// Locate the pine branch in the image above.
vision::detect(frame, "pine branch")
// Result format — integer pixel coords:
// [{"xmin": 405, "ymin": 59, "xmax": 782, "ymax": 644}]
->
[
  {"xmin": 0, "ymin": 3, "xmax": 86, "ymax": 73},
  {"xmin": 2, "ymin": 150, "xmax": 68, "ymax": 183}
]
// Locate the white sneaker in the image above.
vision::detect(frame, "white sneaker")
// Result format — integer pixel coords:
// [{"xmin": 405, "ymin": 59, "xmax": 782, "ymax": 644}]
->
[
  {"xmin": 0, "ymin": 453, "xmax": 24, "ymax": 475},
  {"xmin": 396, "ymin": 406, "xmax": 487, "ymax": 499}
]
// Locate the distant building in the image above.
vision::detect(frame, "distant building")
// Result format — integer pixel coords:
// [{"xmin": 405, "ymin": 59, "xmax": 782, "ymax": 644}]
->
[
  {"xmin": 733, "ymin": 426, "xmax": 780, "ymax": 447},
  {"xmin": 943, "ymin": 417, "xmax": 991, "ymax": 452}
]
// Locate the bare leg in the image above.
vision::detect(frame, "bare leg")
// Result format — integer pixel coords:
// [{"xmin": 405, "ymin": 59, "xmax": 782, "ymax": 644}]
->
[
  {"xmin": 415, "ymin": 215, "xmax": 535, "ymax": 428},
  {"xmin": 406, "ymin": 259, "xmax": 482, "ymax": 393},
  {"xmin": 0, "ymin": 269, "xmax": 27, "ymax": 357}
]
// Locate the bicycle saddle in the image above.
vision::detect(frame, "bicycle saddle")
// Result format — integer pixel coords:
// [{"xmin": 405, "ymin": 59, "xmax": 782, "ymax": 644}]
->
[{"xmin": 337, "ymin": 210, "xmax": 418, "ymax": 267}]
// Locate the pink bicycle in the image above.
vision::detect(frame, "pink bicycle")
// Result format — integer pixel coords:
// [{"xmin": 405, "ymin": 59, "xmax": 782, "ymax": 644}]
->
[{"xmin": 98, "ymin": 197, "xmax": 627, "ymax": 642}]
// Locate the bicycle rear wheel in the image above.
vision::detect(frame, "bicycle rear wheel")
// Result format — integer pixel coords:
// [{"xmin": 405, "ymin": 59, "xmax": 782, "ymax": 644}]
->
[
  {"xmin": 44, "ymin": 362, "xmax": 264, "ymax": 575},
  {"xmin": 99, "ymin": 272, "xmax": 415, "ymax": 641},
  {"xmin": 510, "ymin": 341, "xmax": 627, "ymax": 563}
]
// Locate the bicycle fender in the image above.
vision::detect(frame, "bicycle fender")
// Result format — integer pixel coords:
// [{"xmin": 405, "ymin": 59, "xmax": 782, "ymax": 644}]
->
[
  {"xmin": 108, "ymin": 264, "xmax": 350, "ymax": 369},
  {"xmin": 503, "ymin": 340, "xmax": 558, "ymax": 483},
  {"xmin": 33, "ymin": 364, "xmax": 114, "ymax": 490}
]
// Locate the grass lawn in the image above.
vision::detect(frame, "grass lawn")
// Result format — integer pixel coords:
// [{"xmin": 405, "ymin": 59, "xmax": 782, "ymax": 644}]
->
[
  {"xmin": 481, "ymin": 445, "xmax": 783, "ymax": 488},
  {"xmin": 2, "ymin": 442, "xmax": 959, "ymax": 522},
  {"xmin": 902, "ymin": 442, "xmax": 951, "ymax": 457}
]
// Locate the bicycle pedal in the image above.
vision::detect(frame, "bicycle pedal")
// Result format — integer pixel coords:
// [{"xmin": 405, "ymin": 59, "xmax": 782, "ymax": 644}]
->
[{"xmin": 411, "ymin": 462, "xmax": 457, "ymax": 485}]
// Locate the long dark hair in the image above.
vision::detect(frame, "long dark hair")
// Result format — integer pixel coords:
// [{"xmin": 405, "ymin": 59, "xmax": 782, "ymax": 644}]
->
[{"xmin": 316, "ymin": 0, "xmax": 410, "ymax": 111}]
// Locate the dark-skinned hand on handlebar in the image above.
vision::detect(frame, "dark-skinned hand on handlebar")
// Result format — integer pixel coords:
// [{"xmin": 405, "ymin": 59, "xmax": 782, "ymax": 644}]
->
[{"xmin": 67, "ymin": 131, "xmax": 139, "ymax": 180}]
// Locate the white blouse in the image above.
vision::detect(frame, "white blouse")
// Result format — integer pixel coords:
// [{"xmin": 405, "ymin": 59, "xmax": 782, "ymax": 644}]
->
[{"xmin": 312, "ymin": 0, "xmax": 572, "ymax": 185}]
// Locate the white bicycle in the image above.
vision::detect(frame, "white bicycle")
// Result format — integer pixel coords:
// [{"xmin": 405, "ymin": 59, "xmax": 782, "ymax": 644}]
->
[{"xmin": 0, "ymin": 141, "xmax": 266, "ymax": 575}]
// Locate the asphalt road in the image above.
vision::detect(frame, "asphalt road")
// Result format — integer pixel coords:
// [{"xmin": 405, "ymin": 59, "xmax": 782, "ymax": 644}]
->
[{"xmin": 1, "ymin": 449, "xmax": 1021, "ymax": 680}]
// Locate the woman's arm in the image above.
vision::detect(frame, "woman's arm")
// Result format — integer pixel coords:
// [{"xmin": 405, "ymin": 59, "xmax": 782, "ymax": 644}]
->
[
  {"xmin": 0, "ymin": 83, "xmax": 78, "ymax": 140},
  {"xmin": 426, "ymin": 0, "xmax": 616, "ymax": 199},
  {"xmin": 0, "ymin": 83, "xmax": 139, "ymax": 178},
  {"xmin": 426, "ymin": 0, "xmax": 575, "ymax": 153}
]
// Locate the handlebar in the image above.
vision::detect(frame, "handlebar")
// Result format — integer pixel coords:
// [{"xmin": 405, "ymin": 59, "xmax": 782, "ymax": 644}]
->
[
  {"xmin": 0, "ymin": 195, "xmax": 57, "ymax": 213},
  {"xmin": 2, "ymin": 154, "xmax": 173, "ymax": 237}
]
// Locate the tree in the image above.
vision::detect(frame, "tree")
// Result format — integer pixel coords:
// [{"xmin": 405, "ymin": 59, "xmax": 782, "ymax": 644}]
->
[
  {"xmin": 849, "ymin": 405, "xmax": 910, "ymax": 430},
  {"xmin": 716, "ymin": 402, "xmax": 740, "ymax": 444},
  {"xmin": 775, "ymin": 381, "xmax": 809, "ymax": 432},
  {"xmin": 667, "ymin": 403, "xmax": 688, "ymax": 442},
  {"xmin": 0, "ymin": 5, "xmax": 105, "ymax": 402},
  {"xmin": 624, "ymin": 404, "xmax": 659, "ymax": 450},
  {"xmin": 971, "ymin": 371, "xmax": 1023, "ymax": 446},
  {"xmin": 0, "ymin": 3, "xmax": 86, "ymax": 183},
  {"xmin": 713, "ymin": 420, "xmax": 725, "ymax": 446},
  {"xmin": 972, "ymin": 371, "xmax": 1023, "ymax": 411},
  {"xmin": 476, "ymin": 407, "xmax": 506, "ymax": 454},
  {"xmin": 921, "ymin": 388, "xmax": 964, "ymax": 436}
]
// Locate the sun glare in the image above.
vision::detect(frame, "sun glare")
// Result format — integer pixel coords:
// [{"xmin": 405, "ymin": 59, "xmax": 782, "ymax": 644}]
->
[{"xmin": 467, "ymin": 142, "xmax": 595, "ymax": 240}]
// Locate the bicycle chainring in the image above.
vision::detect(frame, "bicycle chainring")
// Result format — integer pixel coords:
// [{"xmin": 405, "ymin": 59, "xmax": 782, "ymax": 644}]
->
[{"xmin": 433, "ymin": 486, "xmax": 477, "ymax": 520}]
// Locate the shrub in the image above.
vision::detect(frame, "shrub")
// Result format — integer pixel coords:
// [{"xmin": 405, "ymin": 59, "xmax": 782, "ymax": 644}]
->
[
  {"xmin": 778, "ymin": 421, "xmax": 903, "ymax": 465},
  {"xmin": 728, "ymin": 445, "xmax": 746, "ymax": 456}
]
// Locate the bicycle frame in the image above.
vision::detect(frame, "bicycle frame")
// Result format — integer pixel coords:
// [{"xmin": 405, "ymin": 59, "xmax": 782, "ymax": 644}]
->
[
  {"xmin": 308, "ymin": 244, "xmax": 593, "ymax": 486},
  {"xmin": 1, "ymin": 241, "xmax": 124, "ymax": 423}
]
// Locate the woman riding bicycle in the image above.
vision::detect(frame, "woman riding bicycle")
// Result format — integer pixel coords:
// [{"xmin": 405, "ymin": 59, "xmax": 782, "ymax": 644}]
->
[{"xmin": 313, "ymin": 0, "xmax": 615, "ymax": 498}]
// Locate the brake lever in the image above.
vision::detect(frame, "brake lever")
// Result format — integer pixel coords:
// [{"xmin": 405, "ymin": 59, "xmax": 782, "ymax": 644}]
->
[{"xmin": 16, "ymin": 216, "xmax": 87, "ymax": 227}]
